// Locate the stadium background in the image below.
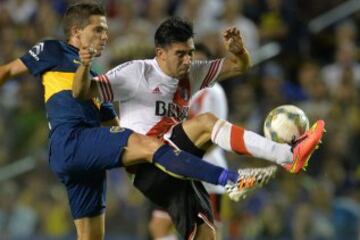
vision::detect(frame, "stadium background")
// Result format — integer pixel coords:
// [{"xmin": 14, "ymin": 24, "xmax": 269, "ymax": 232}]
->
[{"xmin": 0, "ymin": 0, "xmax": 359, "ymax": 239}]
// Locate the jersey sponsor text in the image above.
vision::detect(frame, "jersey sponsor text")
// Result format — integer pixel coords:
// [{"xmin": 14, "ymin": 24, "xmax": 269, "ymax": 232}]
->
[{"xmin": 155, "ymin": 101, "xmax": 189, "ymax": 120}]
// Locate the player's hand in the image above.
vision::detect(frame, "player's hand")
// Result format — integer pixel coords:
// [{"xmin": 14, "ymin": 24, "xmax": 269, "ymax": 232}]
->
[
  {"xmin": 78, "ymin": 42, "xmax": 97, "ymax": 67},
  {"xmin": 223, "ymin": 27, "xmax": 245, "ymax": 56}
]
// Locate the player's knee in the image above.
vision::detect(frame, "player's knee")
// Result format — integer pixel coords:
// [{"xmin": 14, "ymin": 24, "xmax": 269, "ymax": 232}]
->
[
  {"xmin": 195, "ymin": 223, "xmax": 216, "ymax": 240},
  {"xmin": 75, "ymin": 219, "xmax": 104, "ymax": 240},
  {"xmin": 129, "ymin": 133, "xmax": 163, "ymax": 161},
  {"xmin": 149, "ymin": 215, "xmax": 172, "ymax": 238},
  {"xmin": 194, "ymin": 113, "xmax": 218, "ymax": 132},
  {"xmin": 77, "ymin": 231, "xmax": 104, "ymax": 240},
  {"xmin": 141, "ymin": 137, "xmax": 164, "ymax": 161},
  {"xmin": 148, "ymin": 217, "xmax": 159, "ymax": 236}
]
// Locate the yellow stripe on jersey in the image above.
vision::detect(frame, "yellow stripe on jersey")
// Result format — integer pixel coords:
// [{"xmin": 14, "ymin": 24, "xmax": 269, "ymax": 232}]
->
[{"xmin": 42, "ymin": 72, "xmax": 75, "ymax": 102}]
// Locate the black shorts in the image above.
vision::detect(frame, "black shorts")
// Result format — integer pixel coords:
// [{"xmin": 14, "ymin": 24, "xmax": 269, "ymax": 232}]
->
[{"xmin": 133, "ymin": 124, "xmax": 214, "ymax": 239}]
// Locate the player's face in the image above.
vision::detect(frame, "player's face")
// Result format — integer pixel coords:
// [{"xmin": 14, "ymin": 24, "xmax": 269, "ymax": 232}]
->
[
  {"xmin": 162, "ymin": 39, "xmax": 195, "ymax": 79},
  {"xmin": 79, "ymin": 15, "xmax": 109, "ymax": 57}
]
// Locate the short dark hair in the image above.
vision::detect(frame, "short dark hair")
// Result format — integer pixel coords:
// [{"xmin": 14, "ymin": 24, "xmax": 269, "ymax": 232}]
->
[
  {"xmin": 154, "ymin": 17, "xmax": 194, "ymax": 48},
  {"xmin": 63, "ymin": 2, "xmax": 105, "ymax": 40}
]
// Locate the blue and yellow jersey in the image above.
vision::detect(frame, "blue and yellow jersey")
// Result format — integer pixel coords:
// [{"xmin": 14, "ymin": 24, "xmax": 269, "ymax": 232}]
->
[{"xmin": 20, "ymin": 40, "xmax": 116, "ymax": 133}]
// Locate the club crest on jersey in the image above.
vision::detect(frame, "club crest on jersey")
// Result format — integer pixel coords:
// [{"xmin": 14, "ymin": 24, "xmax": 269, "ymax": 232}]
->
[
  {"xmin": 155, "ymin": 101, "xmax": 189, "ymax": 120},
  {"xmin": 110, "ymin": 126, "xmax": 126, "ymax": 133}
]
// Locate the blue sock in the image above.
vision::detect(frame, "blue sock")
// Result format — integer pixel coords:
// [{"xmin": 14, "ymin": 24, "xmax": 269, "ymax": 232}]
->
[
  {"xmin": 218, "ymin": 170, "xmax": 239, "ymax": 186},
  {"xmin": 152, "ymin": 145, "xmax": 239, "ymax": 186}
]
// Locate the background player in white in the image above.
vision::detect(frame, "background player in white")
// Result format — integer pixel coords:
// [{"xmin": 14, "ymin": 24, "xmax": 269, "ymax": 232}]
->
[
  {"xmin": 190, "ymin": 83, "xmax": 228, "ymax": 239},
  {"xmin": 148, "ymin": 43, "xmax": 230, "ymax": 240},
  {"xmin": 73, "ymin": 17, "xmax": 325, "ymax": 239}
]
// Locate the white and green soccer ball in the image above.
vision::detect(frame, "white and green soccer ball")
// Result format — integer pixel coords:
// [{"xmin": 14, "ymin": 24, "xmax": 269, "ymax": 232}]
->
[{"xmin": 263, "ymin": 105, "xmax": 310, "ymax": 144}]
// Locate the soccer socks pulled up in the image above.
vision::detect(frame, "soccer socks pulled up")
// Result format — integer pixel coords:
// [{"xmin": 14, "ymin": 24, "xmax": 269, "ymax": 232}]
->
[
  {"xmin": 211, "ymin": 120, "xmax": 292, "ymax": 165},
  {"xmin": 152, "ymin": 144, "xmax": 238, "ymax": 186}
]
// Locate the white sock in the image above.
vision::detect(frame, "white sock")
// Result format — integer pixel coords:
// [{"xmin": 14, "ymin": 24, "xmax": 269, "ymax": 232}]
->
[
  {"xmin": 211, "ymin": 120, "xmax": 292, "ymax": 165},
  {"xmin": 211, "ymin": 120, "xmax": 233, "ymax": 151},
  {"xmin": 244, "ymin": 130, "xmax": 292, "ymax": 165}
]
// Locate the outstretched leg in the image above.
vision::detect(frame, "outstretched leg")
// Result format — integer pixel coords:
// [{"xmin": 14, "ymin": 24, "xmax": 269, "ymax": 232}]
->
[
  {"xmin": 121, "ymin": 132, "xmax": 239, "ymax": 186},
  {"xmin": 182, "ymin": 113, "xmax": 325, "ymax": 173}
]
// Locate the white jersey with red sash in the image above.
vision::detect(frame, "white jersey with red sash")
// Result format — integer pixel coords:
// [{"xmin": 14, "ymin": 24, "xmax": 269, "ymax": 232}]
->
[{"xmin": 95, "ymin": 58, "xmax": 224, "ymax": 137}]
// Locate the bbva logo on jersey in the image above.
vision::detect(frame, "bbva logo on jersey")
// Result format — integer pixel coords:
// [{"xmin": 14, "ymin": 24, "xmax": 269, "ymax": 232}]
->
[{"xmin": 155, "ymin": 101, "xmax": 189, "ymax": 120}]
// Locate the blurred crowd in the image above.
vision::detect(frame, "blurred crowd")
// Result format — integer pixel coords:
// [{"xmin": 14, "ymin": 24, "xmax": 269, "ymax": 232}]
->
[{"xmin": 0, "ymin": 0, "xmax": 360, "ymax": 239}]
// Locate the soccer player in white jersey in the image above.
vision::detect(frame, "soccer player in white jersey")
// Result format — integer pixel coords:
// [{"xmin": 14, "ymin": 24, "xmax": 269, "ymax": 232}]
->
[
  {"xmin": 73, "ymin": 17, "xmax": 325, "ymax": 239},
  {"xmin": 148, "ymin": 44, "xmax": 230, "ymax": 240}
]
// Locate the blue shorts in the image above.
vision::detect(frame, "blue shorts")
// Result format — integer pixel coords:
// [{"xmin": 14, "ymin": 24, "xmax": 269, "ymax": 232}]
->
[{"xmin": 49, "ymin": 126, "xmax": 133, "ymax": 219}]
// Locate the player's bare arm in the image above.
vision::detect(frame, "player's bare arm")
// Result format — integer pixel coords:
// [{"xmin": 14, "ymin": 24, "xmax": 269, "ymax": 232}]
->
[
  {"xmin": 217, "ymin": 27, "xmax": 251, "ymax": 81},
  {"xmin": 72, "ymin": 43, "xmax": 100, "ymax": 100},
  {"xmin": 0, "ymin": 59, "xmax": 29, "ymax": 87}
]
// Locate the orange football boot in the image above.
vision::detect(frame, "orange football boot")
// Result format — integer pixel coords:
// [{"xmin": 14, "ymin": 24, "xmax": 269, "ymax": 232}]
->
[{"xmin": 283, "ymin": 120, "xmax": 325, "ymax": 173}]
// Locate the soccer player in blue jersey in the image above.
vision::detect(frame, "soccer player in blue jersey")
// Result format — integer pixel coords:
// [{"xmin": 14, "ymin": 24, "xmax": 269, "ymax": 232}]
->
[{"xmin": 0, "ymin": 3, "xmax": 277, "ymax": 240}]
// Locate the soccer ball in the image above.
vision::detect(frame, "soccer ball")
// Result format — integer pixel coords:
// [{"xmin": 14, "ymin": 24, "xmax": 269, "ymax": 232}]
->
[{"xmin": 263, "ymin": 105, "xmax": 310, "ymax": 144}]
